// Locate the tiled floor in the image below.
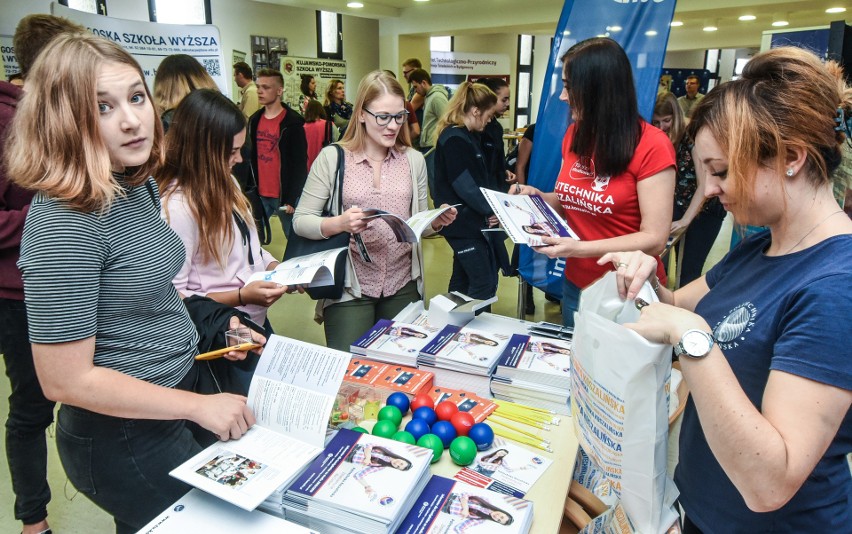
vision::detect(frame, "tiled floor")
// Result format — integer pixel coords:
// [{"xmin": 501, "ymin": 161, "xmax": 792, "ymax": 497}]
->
[{"xmin": 0, "ymin": 215, "xmax": 733, "ymax": 533}]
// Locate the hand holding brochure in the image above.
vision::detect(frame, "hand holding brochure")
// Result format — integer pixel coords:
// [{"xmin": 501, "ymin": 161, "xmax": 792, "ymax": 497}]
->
[
  {"xmin": 246, "ymin": 247, "xmax": 347, "ymax": 288},
  {"xmin": 480, "ymin": 188, "xmax": 579, "ymax": 246},
  {"xmin": 361, "ymin": 204, "xmax": 456, "ymax": 243},
  {"xmin": 170, "ymin": 336, "xmax": 350, "ymax": 511}
]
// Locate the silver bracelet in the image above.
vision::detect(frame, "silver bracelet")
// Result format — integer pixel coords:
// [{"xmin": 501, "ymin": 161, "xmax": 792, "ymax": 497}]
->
[
  {"xmin": 515, "ymin": 184, "xmax": 521, "ymax": 194},
  {"xmin": 651, "ymin": 275, "xmax": 661, "ymax": 294}
]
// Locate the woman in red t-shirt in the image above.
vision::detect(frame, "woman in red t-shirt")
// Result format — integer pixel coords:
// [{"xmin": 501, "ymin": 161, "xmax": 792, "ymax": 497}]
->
[{"xmin": 514, "ymin": 37, "xmax": 675, "ymax": 326}]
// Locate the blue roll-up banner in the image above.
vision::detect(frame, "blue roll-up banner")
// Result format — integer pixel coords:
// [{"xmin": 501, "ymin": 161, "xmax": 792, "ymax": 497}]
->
[{"xmin": 521, "ymin": 0, "xmax": 677, "ymax": 298}]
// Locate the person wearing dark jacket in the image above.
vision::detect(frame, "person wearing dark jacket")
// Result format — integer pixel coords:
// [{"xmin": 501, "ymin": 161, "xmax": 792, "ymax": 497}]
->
[
  {"xmin": 248, "ymin": 68, "xmax": 308, "ymax": 239},
  {"xmin": 433, "ymin": 82, "xmax": 502, "ymax": 302},
  {"xmin": 0, "ymin": 14, "xmax": 85, "ymax": 534}
]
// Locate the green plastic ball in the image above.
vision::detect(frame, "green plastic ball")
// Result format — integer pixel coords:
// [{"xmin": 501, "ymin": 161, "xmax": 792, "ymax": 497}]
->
[
  {"xmin": 372, "ymin": 419, "xmax": 398, "ymax": 438},
  {"xmin": 391, "ymin": 430, "xmax": 416, "ymax": 445},
  {"xmin": 378, "ymin": 405, "xmax": 403, "ymax": 426},
  {"xmin": 417, "ymin": 433, "xmax": 445, "ymax": 463},
  {"xmin": 351, "ymin": 426, "xmax": 369, "ymax": 434},
  {"xmin": 449, "ymin": 436, "xmax": 478, "ymax": 466}
]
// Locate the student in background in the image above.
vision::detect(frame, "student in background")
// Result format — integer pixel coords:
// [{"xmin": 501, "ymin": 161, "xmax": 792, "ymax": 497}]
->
[
  {"xmin": 653, "ymin": 92, "xmax": 726, "ymax": 286},
  {"xmin": 433, "ymin": 82, "xmax": 503, "ymax": 303},
  {"xmin": 304, "ymin": 99, "xmax": 338, "ymax": 170},
  {"xmin": 515, "ymin": 38, "xmax": 675, "ymax": 327},
  {"xmin": 298, "ymin": 74, "xmax": 318, "ymax": 116},
  {"xmin": 248, "ymin": 68, "xmax": 308, "ymax": 239},
  {"xmin": 384, "ymin": 70, "xmax": 421, "ymax": 145},
  {"xmin": 233, "ymin": 61, "xmax": 260, "ymax": 118},
  {"xmin": 153, "ymin": 54, "xmax": 218, "ymax": 132},
  {"xmin": 7, "ymin": 33, "xmax": 261, "ymax": 533},
  {"xmin": 293, "ymin": 71, "xmax": 456, "ymax": 351},
  {"xmin": 323, "ymin": 78, "xmax": 353, "ymax": 136},
  {"xmin": 157, "ymin": 89, "xmax": 288, "ymax": 389},
  {"xmin": 0, "ymin": 14, "xmax": 85, "ymax": 534}
]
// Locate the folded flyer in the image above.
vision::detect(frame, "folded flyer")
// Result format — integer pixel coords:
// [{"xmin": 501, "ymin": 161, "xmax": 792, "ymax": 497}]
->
[{"xmin": 480, "ymin": 188, "xmax": 579, "ymax": 246}]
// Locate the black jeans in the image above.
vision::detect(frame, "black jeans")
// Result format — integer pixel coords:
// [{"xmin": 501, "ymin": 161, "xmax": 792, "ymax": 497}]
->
[
  {"xmin": 56, "ymin": 404, "xmax": 202, "ymax": 533},
  {"xmin": 0, "ymin": 297, "xmax": 55, "ymax": 525},
  {"xmin": 446, "ymin": 237, "xmax": 499, "ymax": 303}
]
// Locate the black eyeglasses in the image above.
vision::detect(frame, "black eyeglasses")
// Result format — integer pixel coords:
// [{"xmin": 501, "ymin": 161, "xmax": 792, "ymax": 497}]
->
[{"xmin": 364, "ymin": 109, "xmax": 409, "ymax": 126}]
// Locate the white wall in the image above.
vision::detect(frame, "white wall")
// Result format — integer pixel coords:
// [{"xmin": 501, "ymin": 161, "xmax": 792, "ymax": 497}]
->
[{"xmin": 0, "ymin": 0, "xmax": 379, "ymax": 95}]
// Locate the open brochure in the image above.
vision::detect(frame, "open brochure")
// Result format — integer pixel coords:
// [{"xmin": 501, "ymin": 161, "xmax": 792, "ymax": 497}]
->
[
  {"xmin": 246, "ymin": 247, "xmax": 347, "ymax": 288},
  {"xmin": 480, "ymin": 188, "xmax": 579, "ymax": 246},
  {"xmin": 361, "ymin": 204, "xmax": 456, "ymax": 243},
  {"xmin": 170, "ymin": 336, "xmax": 350, "ymax": 511},
  {"xmin": 453, "ymin": 437, "xmax": 553, "ymax": 498}
]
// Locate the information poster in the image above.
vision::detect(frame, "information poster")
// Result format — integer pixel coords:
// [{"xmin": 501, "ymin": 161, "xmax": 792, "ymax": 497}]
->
[
  {"xmin": 429, "ymin": 50, "xmax": 510, "ymax": 93},
  {"xmin": 278, "ymin": 56, "xmax": 347, "ymax": 110},
  {"xmin": 51, "ymin": 2, "xmax": 229, "ymax": 96},
  {"xmin": 1, "ymin": 34, "xmax": 16, "ymax": 79}
]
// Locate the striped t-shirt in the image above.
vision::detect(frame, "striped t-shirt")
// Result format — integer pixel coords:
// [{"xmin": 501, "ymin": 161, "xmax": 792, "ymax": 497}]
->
[{"xmin": 18, "ymin": 177, "xmax": 198, "ymax": 387}]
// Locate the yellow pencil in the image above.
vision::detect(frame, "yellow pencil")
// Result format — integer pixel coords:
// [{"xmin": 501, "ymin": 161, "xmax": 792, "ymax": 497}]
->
[
  {"xmin": 492, "ymin": 427, "xmax": 552, "ymax": 453},
  {"xmin": 489, "ymin": 416, "xmax": 549, "ymax": 442}
]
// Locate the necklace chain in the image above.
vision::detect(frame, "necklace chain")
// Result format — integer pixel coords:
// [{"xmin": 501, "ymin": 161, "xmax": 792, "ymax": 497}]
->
[
  {"xmin": 365, "ymin": 152, "xmax": 387, "ymax": 163},
  {"xmin": 783, "ymin": 210, "xmax": 844, "ymax": 254}
]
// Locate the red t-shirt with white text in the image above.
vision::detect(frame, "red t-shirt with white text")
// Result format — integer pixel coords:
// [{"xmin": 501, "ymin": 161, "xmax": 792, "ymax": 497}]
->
[
  {"xmin": 257, "ymin": 109, "xmax": 286, "ymax": 199},
  {"xmin": 555, "ymin": 122, "xmax": 675, "ymax": 288}
]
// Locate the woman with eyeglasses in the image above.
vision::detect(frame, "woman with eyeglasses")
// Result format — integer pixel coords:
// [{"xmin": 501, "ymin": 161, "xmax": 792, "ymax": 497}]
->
[
  {"xmin": 293, "ymin": 71, "xmax": 457, "ymax": 351},
  {"xmin": 432, "ymin": 82, "xmax": 504, "ymax": 303}
]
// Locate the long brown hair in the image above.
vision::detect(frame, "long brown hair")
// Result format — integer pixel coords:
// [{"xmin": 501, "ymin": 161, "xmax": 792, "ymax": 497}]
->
[
  {"xmin": 323, "ymin": 78, "xmax": 344, "ymax": 107},
  {"xmin": 653, "ymin": 92, "xmax": 685, "ymax": 146},
  {"xmin": 688, "ymin": 46, "xmax": 852, "ymax": 209},
  {"xmin": 157, "ymin": 89, "xmax": 252, "ymax": 268},
  {"xmin": 339, "ymin": 71, "xmax": 411, "ymax": 152},
  {"xmin": 5, "ymin": 33, "xmax": 163, "ymax": 212}
]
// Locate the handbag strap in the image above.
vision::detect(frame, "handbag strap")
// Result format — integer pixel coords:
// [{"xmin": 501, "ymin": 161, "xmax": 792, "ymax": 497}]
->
[{"xmin": 325, "ymin": 144, "xmax": 345, "ymax": 216}]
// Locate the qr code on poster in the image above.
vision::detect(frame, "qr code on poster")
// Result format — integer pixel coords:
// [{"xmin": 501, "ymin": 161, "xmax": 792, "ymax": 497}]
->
[{"xmin": 202, "ymin": 59, "xmax": 221, "ymax": 77}]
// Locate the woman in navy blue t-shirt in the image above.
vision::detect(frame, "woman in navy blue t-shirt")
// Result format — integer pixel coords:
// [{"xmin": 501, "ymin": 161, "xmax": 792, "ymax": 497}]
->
[{"xmin": 605, "ymin": 47, "xmax": 851, "ymax": 532}]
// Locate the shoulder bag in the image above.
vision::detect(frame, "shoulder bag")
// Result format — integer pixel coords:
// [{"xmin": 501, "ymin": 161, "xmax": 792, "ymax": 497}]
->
[{"xmin": 283, "ymin": 144, "xmax": 349, "ymax": 300}]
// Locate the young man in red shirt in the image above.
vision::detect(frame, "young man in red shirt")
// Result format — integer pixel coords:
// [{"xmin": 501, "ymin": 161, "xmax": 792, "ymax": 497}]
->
[{"xmin": 248, "ymin": 68, "xmax": 308, "ymax": 239}]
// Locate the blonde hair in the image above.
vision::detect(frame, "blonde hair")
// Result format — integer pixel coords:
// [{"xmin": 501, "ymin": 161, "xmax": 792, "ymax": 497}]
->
[
  {"xmin": 324, "ymin": 78, "xmax": 344, "ymax": 107},
  {"xmin": 339, "ymin": 71, "xmax": 411, "ymax": 152},
  {"xmin": 153, "ymin": 54, "xmax": 218, "ymax": 115},
  {"xmin": 653, "ymin": 92, "xmax": 686, "ymax": 145},
  {"xmin": 434, "ymin": 82, "xmax": 497, "ymax": 144},
  {"xmin": 5, "ymin": 33, "xmax": 163, "ymax": 212},
  {"xmin": 688, "ymin": 46, "xmax": 852, "ymax": 209}
]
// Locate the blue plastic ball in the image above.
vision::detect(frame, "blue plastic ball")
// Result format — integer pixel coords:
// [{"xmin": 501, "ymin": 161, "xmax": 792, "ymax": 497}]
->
[
  {"xmin": 412, "ymin": 406, "xmax": 438, "ymax": 427},
  {"xmin": 468, "ymin": 422, "xmax": 494, "ymax": 451},
  {"xmin": 404, "ymin": 418, "xmax": 431, "ymax": 441},
  {"xmin": 431, "ymin": 420, "xmax": 457, "ymax": 448},
  {"xmin": 386, "ymin": 392, "xmax": 410, "ymax": 415}
]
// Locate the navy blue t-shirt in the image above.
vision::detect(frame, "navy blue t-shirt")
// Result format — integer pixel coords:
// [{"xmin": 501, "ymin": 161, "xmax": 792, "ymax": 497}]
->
[{"xmin": 675, "ymin": 231, "xmax": 852, "ymax": 532}]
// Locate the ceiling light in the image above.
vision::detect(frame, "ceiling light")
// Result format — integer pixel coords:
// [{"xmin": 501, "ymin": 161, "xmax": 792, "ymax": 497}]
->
[
  {"xmin": 703, "ymin": 20, "xmax": 718, "ymax": 32},
  {"xmin": 670, "ymin": 21, "xmax": 683, "ymax": 27},
  {"xmin": 738, "ymin": 15, "xmax": 756, "ymax": 22},
  {"xmin": 414, "ymin": 0, "xmax": 430, "ymax": 2},
  {"xmin": 347, "ymin": 1, "xmax": 363, "ymax": 7},
  {"xmin": 826, "ymin": 7, "xmax": 846, "ymax": 14},
  {"xmin": 607, "ymin": 26, "xmax": 622, "ymax": 32},
  {"xmin": 645, "ymin": 30, "xmax": 658, "ymax": 37},
  {"xmin": 772, "ymin": 13, "xmax": 789, "ymax": 27}
]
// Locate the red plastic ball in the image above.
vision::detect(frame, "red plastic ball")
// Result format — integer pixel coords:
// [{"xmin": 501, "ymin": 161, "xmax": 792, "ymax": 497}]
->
[
  {"xmin": 410, "ymin": 393, "xmax": 435, "ymax": 412},
  {"xmin": 435, "ymin": 401, "xmax": 459, "ymax": 421},
  {"xmin": 449, "ymin": 411, "xmax": 475, "ymax": 436}
]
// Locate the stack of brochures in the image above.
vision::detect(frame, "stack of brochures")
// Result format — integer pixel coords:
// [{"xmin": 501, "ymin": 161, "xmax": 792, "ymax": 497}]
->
[
  {"xmin": 490, "ymin": 334, "xmax": 572, "ymax": 414},
  {"xmin": 280, "ymin": 429, "xmax": 433, "ymax": 534},
  {"xmin": 418, "ymin": 322, "xmax": 510, "ymax": 399},
  {"xmin": 351, "ymin": 319, "xmax": 440, "ymax": 367},
  {"xmin": 397, "ymin": 475, "xmax": 534, "ymax": 534}
]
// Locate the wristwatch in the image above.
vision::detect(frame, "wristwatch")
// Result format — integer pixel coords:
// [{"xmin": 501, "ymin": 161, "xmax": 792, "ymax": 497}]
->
[{"xmin": 674, "ymin": 329, "xmax": 715, "ymax": 359}]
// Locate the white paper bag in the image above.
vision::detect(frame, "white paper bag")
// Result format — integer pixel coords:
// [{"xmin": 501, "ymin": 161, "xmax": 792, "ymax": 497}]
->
[{"xmin": 570, "ymin": 271, "xmax": 679, "ymax": 533}]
